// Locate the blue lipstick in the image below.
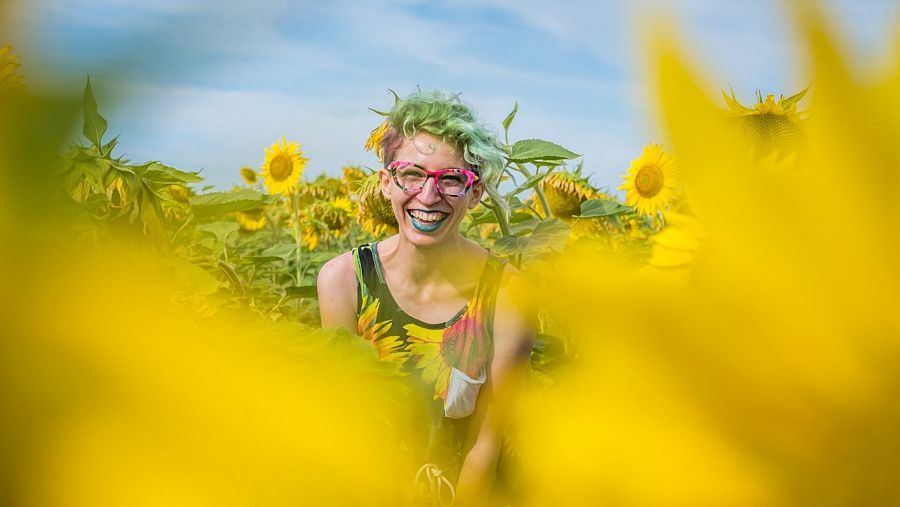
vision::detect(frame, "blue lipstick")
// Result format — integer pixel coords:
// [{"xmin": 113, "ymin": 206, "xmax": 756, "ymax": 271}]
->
[{"xmin": 408, "ymin": 211, "xmax": 448, "ymax": 233}]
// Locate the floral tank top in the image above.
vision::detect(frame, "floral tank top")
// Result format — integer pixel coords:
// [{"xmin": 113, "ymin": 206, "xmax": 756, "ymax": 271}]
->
[{"xmin": 352, "ymin": 241, "xmax": 507, "ymax": 485}]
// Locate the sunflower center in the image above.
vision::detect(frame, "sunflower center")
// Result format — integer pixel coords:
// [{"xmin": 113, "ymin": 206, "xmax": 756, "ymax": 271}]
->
[
  {"xmin": 269, "ymin": 154, "xmax": 293, "ymax": 181},
  {"xmin": 635, "ymin": 165, "xmax": 664, "ymax": 198}
]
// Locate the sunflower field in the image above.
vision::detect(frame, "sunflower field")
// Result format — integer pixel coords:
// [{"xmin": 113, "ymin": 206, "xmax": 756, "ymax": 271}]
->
[{"xmin": 3, "ymin": 2, "xmax": 900, "ymax": 505}]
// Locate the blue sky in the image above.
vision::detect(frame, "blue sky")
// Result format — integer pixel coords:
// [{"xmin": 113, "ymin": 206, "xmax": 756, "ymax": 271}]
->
[{"xmin": 7, "ymin": 0, "xmax": 898, "ymax": 192}]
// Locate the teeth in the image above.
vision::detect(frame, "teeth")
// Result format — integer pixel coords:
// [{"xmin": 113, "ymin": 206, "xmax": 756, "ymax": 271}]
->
[{"xmin": 410, "ymin": 210, "xmax": 447, "ymax": 222}]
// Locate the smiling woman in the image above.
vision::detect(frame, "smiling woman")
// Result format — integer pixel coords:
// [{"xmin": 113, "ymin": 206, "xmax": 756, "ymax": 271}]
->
[{"xmin": 317, "ymin": 90, "xmax": 535, "ymax": 504}]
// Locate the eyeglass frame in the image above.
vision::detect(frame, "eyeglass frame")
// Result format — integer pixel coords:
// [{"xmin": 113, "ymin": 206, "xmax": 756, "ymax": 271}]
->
[{"xmin": 386, "ymin": 160, "xmax": 481, "ymax": 198}]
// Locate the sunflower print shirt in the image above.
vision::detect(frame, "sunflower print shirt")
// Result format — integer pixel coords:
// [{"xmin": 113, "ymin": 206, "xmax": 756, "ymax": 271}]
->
[{"xmin": 352, "ymin": 242, "xmax": 507, "ymax": 481}]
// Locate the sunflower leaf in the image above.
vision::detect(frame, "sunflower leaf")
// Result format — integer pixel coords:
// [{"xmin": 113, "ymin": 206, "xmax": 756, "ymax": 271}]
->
[
  {"xmin": 190, "ymin": 189, "xmax": 274, "ymax": 218},
  {"xmin": 502, "ymin": 101, "xmax": 518, "ymax": 136},
  {"xmin": 508, "ymin": 139, "xmax": 580, "ymax": 163},
  {"xmin": 577, "ymin": 198, "xmax": 631, "ymax": 218},
  {"xmin": 141, "ymin": 162, "xmax": 204, "ymax": 185},
  {"xmin": 526, "ymin": 219, "xmax": 570, "ymax": 252},
  {"xmin": 285, "ymin": 285, "xmax": 318, "ymax": 299},
  {"xmin": 82, "ymin": 76, "xmax": 108, "ymax": 151},
  {"xmin": 493, "ymin": 235, "xmax": 525, "ymax": 255}
]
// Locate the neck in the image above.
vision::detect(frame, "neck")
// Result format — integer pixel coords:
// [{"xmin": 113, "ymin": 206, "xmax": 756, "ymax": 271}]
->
[{"xmin": 380, "ymin": 232, "xmax": 471, "ymax": 286}]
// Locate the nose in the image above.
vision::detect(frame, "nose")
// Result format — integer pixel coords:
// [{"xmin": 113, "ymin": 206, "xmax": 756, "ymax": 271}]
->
[{"xmin": 416, "ymin": 175, "xmax": 443, "ymax": 205}]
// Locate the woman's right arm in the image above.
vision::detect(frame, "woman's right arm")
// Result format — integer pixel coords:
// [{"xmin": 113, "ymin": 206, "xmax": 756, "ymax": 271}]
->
[{"xmin": 316, "ymin": 252, "xmax": 359, "ymax": 333}]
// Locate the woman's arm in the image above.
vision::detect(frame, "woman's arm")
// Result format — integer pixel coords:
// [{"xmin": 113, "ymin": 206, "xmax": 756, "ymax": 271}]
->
[
  {"xmin": 455, "ymin": 267, "xmax": 536, "ymax": 504},
  {"xmin": 316, "ymin": 252, "xmax": 359, "ymax": 333}
]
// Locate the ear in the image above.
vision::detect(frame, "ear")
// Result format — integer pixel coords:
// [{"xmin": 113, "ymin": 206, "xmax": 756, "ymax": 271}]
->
[
  {"xmin": 467, "ymin": 181, "xmax": 484, "ymax": 209},
  {"xmin": 379, "ymin": 169, "xmax": 392, "ymax": 199}
]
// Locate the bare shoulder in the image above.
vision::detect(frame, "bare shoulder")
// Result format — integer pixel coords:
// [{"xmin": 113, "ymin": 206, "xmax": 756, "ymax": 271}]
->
[
  {"xmin": 492, "ymin": 262, "xmax": 536, "ymax": 360},
  {"xmin": 317, "ymin": 250, "xmax": 358, "ymax": 332}
]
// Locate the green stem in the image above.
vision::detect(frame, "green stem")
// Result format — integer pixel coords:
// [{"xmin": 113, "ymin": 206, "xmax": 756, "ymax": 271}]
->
[
  {"xmin": 533, "ymin": 184, "xmax": 553, "ymax": 220},
  {"xmin": 291, "ymin": 190, "xmax": 303, "ymax": 287}
]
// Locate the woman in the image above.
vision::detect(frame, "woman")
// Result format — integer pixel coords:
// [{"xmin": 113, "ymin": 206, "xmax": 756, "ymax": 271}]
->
[{"xmin": 317, "ymin": 90, "xmax": 534, "ymax": 504}]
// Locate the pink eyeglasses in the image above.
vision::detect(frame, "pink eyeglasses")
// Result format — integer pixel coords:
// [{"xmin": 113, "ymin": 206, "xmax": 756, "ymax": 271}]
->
[{"xmin": 387, "ymin": 160, "xmax": 480, "ymax": 197}]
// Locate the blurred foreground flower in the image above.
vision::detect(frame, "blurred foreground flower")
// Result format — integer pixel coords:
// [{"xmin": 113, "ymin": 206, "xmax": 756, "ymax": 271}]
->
[
  {"xmin": 0, "ymin": 44, "xmax": 25, "ymax": 90},
  {"xmin": 516, "ymin": 6, "xmax": 900, "ymax": 507},
  {"xmin": 723, "ymin": 86, "xmax": 809, "ymax": 155}
]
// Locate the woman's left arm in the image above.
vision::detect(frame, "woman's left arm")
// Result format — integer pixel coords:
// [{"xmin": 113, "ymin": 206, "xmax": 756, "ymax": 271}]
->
[{"xmin": 455, "ymin": 268, "xmax": 536, "ymax": 504}]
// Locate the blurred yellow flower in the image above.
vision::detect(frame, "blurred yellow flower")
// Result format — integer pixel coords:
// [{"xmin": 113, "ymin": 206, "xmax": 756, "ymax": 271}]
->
[
  {"xmin": 240, "ymin": 166, "xmax": 258, "ymax": 186},
  {"xmin": 649, "ymin": 211, "xmax": 707, "ymax": 273},
  {"xmin": 261, "ymin": 137, "xmax": 307, "ymax": 195},
  {"xmin": 364, "ymin": 120, "xmax": 390, "ymax": 163},
  {"xmin": 619, "ymin": 143, "xmax": 680, "ymax": 217},
  {"xmin": 236, "ymin": 208, "xmax": 267, "ymax": 232},
  {"xmin": 723, "ymin": 87, "xmax": 809, "ymax": 154},
  {"xmin": 0, "ymin": 44, "xmax": 25, "ymax": 90}
]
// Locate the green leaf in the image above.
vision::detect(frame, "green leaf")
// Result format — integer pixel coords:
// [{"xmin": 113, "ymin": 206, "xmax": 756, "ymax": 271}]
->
[
  {"xmin": 197, "ymin": 221, "xmax": 239, "ymax": 243},
  {"xmin": 527, "ymin": 219, "xmax": 570, "ymax": 251},
  {"xmin": 82, "ymin": 76, "xmax": 108, "ymax": 150},
  {"xmin": 493, "ymin": 235, "xmax": 525, "ymax": 255},
  {"xmin": 502, "ymin": 101, "xmax": 518, "ymax": 133},
  {"xmin": 577, "ymin": 198, "xmax": 631, "ymax": 218},
  {"xmin": 508, "ymin": 139, "xmax": 580, "ymax": 163},
  {"xmin": 781, "ymin": 84, "xmax": 810, "ymax": 110},
  {"xmin": 141, "ymin": 162, "xmax": 204, "ymax": 185},
  {"xmin": 101, "ymin": 135, "xmax": 118, "ymax": 158},
  {"xmin": 285, "ymin": 285, "xmax": 318, "ymax": 299},
  {"xmin": 468, "ymin": 210, "xmax": 499, "ymax": 226},
  {"xmin": 506, "ymin": 171, "xmax": 547, "ymax": 197},
  {"xmin": 509, "ymin": 212, "xmax": 536, "ymax": 224},
  {"xmin": 190, "ymin": 189, "xmax": 274, "ymax": 218}
]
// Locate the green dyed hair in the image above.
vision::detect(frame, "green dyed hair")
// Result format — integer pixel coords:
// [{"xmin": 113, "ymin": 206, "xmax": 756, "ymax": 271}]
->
[{"xmin": 380, "ymin": 90, "xmax": 506, "ymax": 205}]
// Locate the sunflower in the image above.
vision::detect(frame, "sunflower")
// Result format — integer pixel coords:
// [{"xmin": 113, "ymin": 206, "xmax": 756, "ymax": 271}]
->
[
  {"xmin": 356, "ymin": 171, "xmax": 398, "ymax": 235},
  {"xmin": 236, "ymin": 208, "xmax": 267, "ymax": 232},
  {"xmin": 320, "ymin": 197, "xmax": 354, "ymax": 233},
  {"xmin": 261, "ymin": 137, "xmax": 307, "ymax": 195},
  {"xmin": 0, "ymin": 44, "xmax": 25, "ymax": 90},
  {"xmin": 364, "ymin": 120, "xmax": 390, "ymax": 163},
  {"xmin": 619, "ymin": 143, "xmax": 680, "ymax": 217},
  {"xmin": 240, "ymin": 166, "xmax": 258, "ymax": 186},
  {"xmin": 341, "ymin": 165, "xmax": 367, "ymax": 189},
  {"xmin": 537, "ymin": 167, "xmax": 602, "ymax": 219},
  {"xmin": 722, "ymin": 87, "xmax": 809, "ymax": 155}
]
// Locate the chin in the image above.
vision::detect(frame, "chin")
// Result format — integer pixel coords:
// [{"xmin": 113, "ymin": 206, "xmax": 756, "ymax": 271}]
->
[{"xmin": 398, "ymin": 211, "xmax": 458, "ymax": 247}]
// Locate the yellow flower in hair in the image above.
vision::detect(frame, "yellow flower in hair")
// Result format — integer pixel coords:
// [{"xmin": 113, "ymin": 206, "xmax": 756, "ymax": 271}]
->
[{"xmin": 364, "ymin": 120, "xmax": 390, "ymax": 163}]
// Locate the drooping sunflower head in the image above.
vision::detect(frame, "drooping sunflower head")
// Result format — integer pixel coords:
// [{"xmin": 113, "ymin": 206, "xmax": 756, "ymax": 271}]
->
[
  {"xmin": 320, "ymin": 196, "xmax": 354, "ymax": 233},
  {"xmin": 261, "ymin": 137, "xmax": 308, "ymax": 195},
  {"xmin": 355, "ymin": 171, "xmax": 397, "ymax": 236},
  {"xmin": 722, "ymin": 87, "xmax": 809, "ymax": 155},
  {"xmin": 236, "ymin": 208, "xmax": 267, "ymax": 232},
  {"xmin": 240, "ymin": 166, "xmax": 258, "ymax": 186},
  {"xmin": 619, "ymin": 143, "xmax": 680, "ymax": 217},
  {"xmin": 0, "ymin": 44, "xmax": 25, "ymax": 91},
  {"xmin": 538, "ymin": 167, "xmax": 601, "ymax": 219},
  {"xmin": 341, "ymin": 165, "xmax": 367, "ymax": 188}
]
